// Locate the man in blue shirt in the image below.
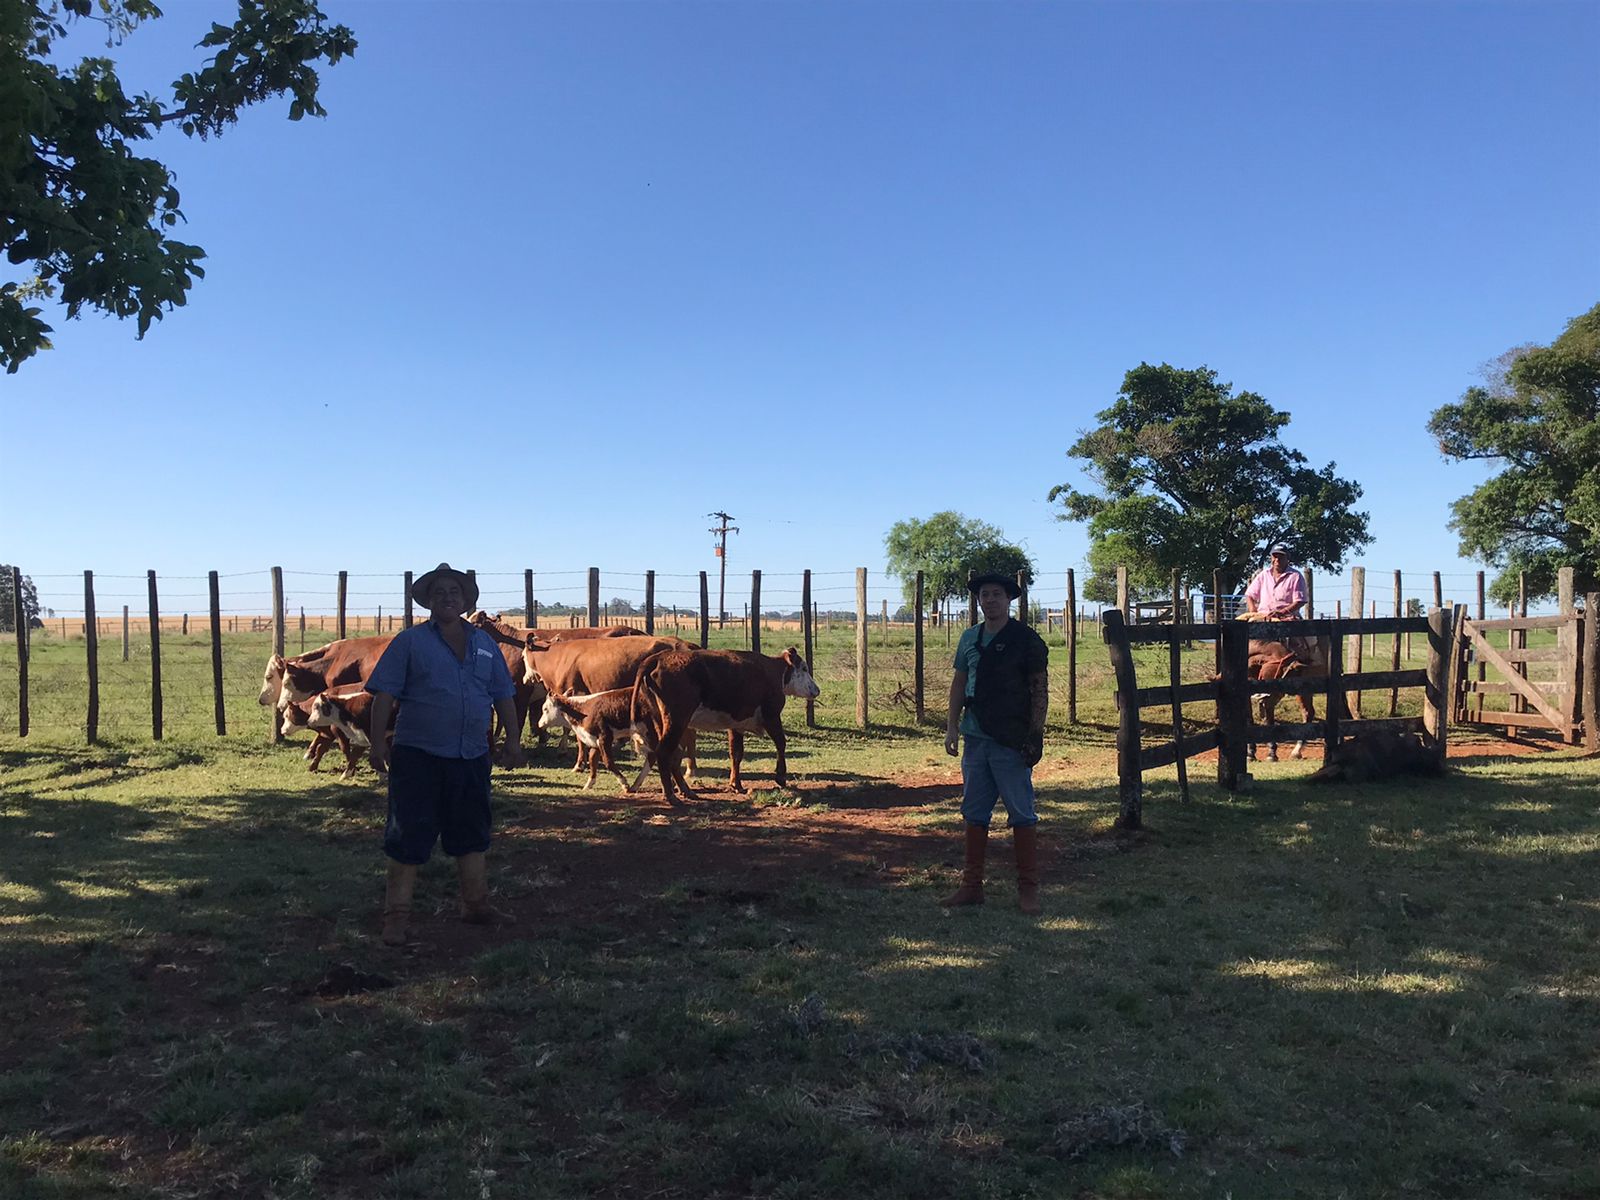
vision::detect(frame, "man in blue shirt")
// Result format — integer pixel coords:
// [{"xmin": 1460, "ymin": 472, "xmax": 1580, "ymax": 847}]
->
[{"xmin": 366, "ymin": 563, "xmax": 521, "ymax": 947}]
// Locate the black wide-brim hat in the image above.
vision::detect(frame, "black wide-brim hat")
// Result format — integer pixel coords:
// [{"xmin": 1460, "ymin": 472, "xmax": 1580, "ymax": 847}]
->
[
  {"xmin": 967, "ymin": 572, "xmax": 1022, "ymax": 600},
  {"xmin": 411, "ymin": 562, "xmax": 479, "ymax": 610}
]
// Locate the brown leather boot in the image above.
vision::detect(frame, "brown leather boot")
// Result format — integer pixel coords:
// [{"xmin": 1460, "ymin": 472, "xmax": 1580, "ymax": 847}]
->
[
  {"xmin": 1014, "ymin": 824, "xmax": 1042, "ymax": 914},
  {"xmin": 941, "ymin": 823, "xmax": 988, "ymax": 906},
  {"xmin": 381, "ymin": 861, "xmax": 418, "ymax": 946},
  {"xmin": 456, "ymin": 852, "xmax": 515, "ymax": 926}
]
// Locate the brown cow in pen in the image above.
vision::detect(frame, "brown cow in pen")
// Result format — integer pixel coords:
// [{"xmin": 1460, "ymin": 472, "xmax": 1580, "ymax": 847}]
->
[
  {"xmin": 631, "ymin": 647, "xmax": 820, "ymax": 803},
  {"xmin": 536, "ymin": 690, "xmax": 691, "ymax": 794},
  {"xmin": 308, "ymin": 689, "xmax": 398, "ymax": 780},
  {"xmin": 260, "ymin": 636, "xmax": 392, "ymax": 711},
  {"xmin": 278, "ymin": 695, "xmax": 352, "ymax": 774}
]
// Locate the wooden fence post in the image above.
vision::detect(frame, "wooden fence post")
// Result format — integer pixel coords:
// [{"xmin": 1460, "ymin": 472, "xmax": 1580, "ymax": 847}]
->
[
  {"xmin": 698, "ymin": 572, "xmax": 710, "ymax": 648},
  {"xmin": 856, "ymin": 568, "xmax": 869, "ymax": 729},
  {"xmin": 1389, "ymin": 570, "xmax": 1403, "ymax": 715},
  {"xmin": 1168, "ymin": 619, "xmax": 1190, "ymax": 803},
  {"xmin": 1423, "ymin": 606, "xmax": 1460, "ymax": 766},
  {"xmin": 967, "ymin": 569, "xmax": 978, "ymax": 627},
  {"xmin": 1304, "ymin": 566, "xmax": 1315, "ymax": 619},
  {"xmin": 1347, "ymin": 567, "xmax": 1365, "ymax": 717},
  {"xmin": 122, "ymin": 605, "xmax": 130, "ymax": 662},
  {"xmin": 84, "ymin": 571, "xmax": 99, "ymax": 744},
  {"xmin": 914, "ymin": 570, "xmax": 925, "ymax": 723},
  {"xmin": 269, "ymin": 567, "xmax": 285, "ymax": 741},
  {"xmin": 1474, "ymin": 571, "xmax": 1486, "ymax": 721},
  {"xmin": 1584, "ymin": 592, "xmax": 1599, "ymax": 754},
  {"xmin": 751, "ymin": 570, "xmax": 762, "ymax": 654},
  {"xmin": 209, "ymin": 571, "xmax": 226, "ymax": 736},
  {"xmin": 1558, "ymin": 567, "xmax": 1577, "ymax": 742},
  {"xmin": 1325, "ymin": 626, "xmax": 1344, "ymax": 754},
  {"xmin": 1116, "ymin": 565, "xmax": 1129, "ymax": 621},
  {"xmin": 1514, "ymin": 572, "xmax": 1528, "ymax": 716},
  {"xmin": 1066, "ymin": 568, "xmax": 1078, "ymax": 725},
  {"xmin": 148, "ymin": 570, "xmax": 163, "ymax": 741},
  {"xmin": 12, "ymin": 566, "xmax": 28, "ymax": 738},
  {"xmin": 802, "ymin": 569, "xmax": 816, "ymax": 728},
  {"xmin": 1219, "ymin": 615, "xmax": 1250, "ymax": 791},
  {"xmin": 1103, "ymin": 610, "xmax": 1142, "ymax": 827},
  {"xmin": 402, "ymin": 571, "xmax": 414, "ymax": 629},
  {"xmin": 1017, "ymin": 570, "xmax": 1030, "ymax": 626},
  {"xmin": 588, "ymin": 567, "xmax": 600, "ymax": 627},
  {"xmin": 336, "ymin": 570, "xmax": 348, "ymax": 640},
  {"xmin": 1212, "ymin": 569, "xmax": 1224, "ymax": 722},
  {"xmin": 1433, "ymin": 571, "xmax": 1444, "ymax": 612},
  {"xmin": 1169, "ymin": 568, "xmax": 1181, "ymax": 628},
  {"xmin": 644, "ymin": 571, "xmax": 655, "ymax": 636}
]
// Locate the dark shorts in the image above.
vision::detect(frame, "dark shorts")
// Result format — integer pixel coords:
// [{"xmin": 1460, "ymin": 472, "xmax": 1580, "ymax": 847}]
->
[{"xmin": 383, "ymin": 744, "xmax": 493, "ymax": 864}]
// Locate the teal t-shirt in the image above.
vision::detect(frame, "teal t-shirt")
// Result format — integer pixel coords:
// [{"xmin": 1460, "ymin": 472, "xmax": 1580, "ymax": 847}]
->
[{"xmin": 953, "ymin": 623, "xmax": 994, "ymax": 740}]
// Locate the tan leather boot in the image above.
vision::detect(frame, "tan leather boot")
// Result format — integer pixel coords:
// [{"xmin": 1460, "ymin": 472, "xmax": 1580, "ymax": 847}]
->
[
  {"xmin": 1014, "ymin": 824, "xmax": 1042, "ymax": 914},
  {"xmin": 456, "ymin": 852, "xmax": 515, "ymax": 926},
  {"xmin": 381, "ymin": 861, "xmax": 418, "ymax": 946},
  {"xmin": 941, "ymin": 823, "xmax": 988, "ymax": 906}
]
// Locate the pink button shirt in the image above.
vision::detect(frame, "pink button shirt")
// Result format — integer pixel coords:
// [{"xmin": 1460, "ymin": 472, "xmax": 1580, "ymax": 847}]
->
[{"xmin": 1244, "ymin": 566, "xmax": 1307, "ymax": 616}]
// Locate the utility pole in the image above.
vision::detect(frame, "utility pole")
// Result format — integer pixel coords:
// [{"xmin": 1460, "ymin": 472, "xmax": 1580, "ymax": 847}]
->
[{"xmin": 708, "ymin": 510, "xmax": 739, "ymax": 627}]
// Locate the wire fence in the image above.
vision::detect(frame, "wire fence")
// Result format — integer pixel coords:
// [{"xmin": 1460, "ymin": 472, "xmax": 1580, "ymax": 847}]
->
[{"xmin": 0, "ymin": 561, "xmax": 1559, "ymax": 744}]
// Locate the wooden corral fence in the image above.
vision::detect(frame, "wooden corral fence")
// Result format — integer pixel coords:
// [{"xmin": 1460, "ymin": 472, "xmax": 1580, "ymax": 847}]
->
[
  {"xmin": 1453, "ymin": 570, "xmax": 1596, "ymax": 747},
  {"xmin": 1103, "ymin": 608, "xmax": 1460, "ymax": 830}
]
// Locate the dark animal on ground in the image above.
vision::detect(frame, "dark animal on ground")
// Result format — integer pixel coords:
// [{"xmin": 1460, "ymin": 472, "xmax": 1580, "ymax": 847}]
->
[{"xmin": 1308, "ymin": 730, "xmax": 1440, "ymax": 784}]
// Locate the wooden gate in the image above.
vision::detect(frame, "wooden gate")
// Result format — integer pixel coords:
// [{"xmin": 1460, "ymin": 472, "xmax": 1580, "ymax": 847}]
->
[
  {"xmin": 1103, "ymin": 609, "xmax": 1457, "ymax": 830},
  {"xmin": 1454, "ymin": 587, "xmax": 1597, "ymax": 746}
]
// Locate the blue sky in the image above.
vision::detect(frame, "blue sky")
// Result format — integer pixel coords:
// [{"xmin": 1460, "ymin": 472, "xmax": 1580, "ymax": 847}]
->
[{"xmin": 5, "ymin": 0, "xmax": 1597, "ymax": 618}]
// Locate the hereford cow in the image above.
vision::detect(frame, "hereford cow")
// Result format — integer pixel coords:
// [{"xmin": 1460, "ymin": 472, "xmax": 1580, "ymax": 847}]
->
[
  {"xmin": 522, "ymin": 635, "xmax": 685, "ymax": 699},
  {"xmin": 535, "ymin": 690, "xmax": 690, "ymax": 794},
  {"xmin": 466, "ymin": 612, "xmax": 551, "ymax": 753},
  {"xmin": 308, "ymin": 689, "xmax": 397, "ymax": 779},
  {"xmin": 632, "ymin": 647, "xmax": 820, "ymax": 803},
  {"xmin": 278, "ymin": 695, "xmax": 350, "ymax": 774},
  {"xmin": 260, "ymin": 636, "xmax": 393, "ymax": 711},
  {"xmin": 522, "ymin": 636, "xmax": 688, "ymax": 770}
]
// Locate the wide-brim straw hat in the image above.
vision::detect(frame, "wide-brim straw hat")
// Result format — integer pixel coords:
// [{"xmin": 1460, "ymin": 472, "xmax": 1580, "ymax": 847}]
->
[
  {"xmin": 967, "ymin": 572, "xmax": 1022, "ymax": 600},
  {"xmin": 411, "ymin": 563, "xmax": 479, "ymax": 610}
]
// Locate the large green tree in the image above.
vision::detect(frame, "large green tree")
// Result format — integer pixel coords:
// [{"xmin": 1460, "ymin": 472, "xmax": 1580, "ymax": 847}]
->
[
  {"xmin": 883, "ymin": 511, "xmax": 1034, "ymax": 613},
  {"xmin": 1048, "ymin": 363, "xmax": 1372, "ymax": 592},
  {"xmin": 1428, "ymin": 302, "xmax": 1600, "ymax": 604},
  {"xmin": 0, "ymin": 564, "xmax": 40, "ymax": 631},
  {"xmin": 1, "ymin": 0, "xmax": 356, "ymax": 373}
]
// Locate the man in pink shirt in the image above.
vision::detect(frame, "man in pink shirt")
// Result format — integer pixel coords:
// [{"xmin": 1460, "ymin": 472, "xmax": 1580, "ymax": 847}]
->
[{"xmin": 1244, "ymin": 545, "xmax": 1307, "ymax": 619}]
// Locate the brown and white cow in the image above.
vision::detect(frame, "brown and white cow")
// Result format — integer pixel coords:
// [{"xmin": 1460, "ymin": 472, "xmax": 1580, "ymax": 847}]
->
[
  {"xmin": 631, "ymin": 647, "xmax": 820, "ymax": 803},
  {"xmin": 535, "ymin": 690, "xmax": 689, "ymax": 794},
  {"xmin": 521, "ymin": 635, "xmax": 688, "ymax": 768},
  {"xmin": 278, "ymin": 695, "xmax": 351, "ymax": 774},
  {"xmin": 260, "ymin": 636, "xmax": 393, "ymax": 711},
  {"xmin": 307, "ymin": 689, "xmax": 396, "ymax": 779},
  {"xmin": 521, "ymin": 635, "xmax": 686, "ymax": 699},
  {"xmin": 465, "ymin": 612, "xmax": 550, "ymax": 753}
]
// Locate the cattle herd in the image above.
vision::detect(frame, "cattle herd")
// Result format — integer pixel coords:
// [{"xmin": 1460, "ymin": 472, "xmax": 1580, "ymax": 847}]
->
[{"xmin": 257, "ymin": 613, "xmax": 821, "ymax": 801}]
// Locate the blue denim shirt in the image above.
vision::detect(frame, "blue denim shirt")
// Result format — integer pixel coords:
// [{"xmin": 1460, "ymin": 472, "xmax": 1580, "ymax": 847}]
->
[{"xmin": 364, "ymin": 621, "xmax": 515, "ymax": 759}]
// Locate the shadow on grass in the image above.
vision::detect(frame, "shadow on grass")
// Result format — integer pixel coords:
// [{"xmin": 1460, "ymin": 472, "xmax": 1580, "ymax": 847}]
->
[{"xmin": 2, "ymin": 745, "xmax": 1598, "ymax": 1199}]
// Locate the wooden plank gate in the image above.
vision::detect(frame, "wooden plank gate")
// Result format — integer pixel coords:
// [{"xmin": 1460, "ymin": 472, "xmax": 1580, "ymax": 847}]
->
[
  {"xmin": 1103, "ymin": 608, "xmax": 1459, "ymax": 830},
  {"xmin": 1453, "ymin": 580, "xmax": 1593, "ymax": 746}
]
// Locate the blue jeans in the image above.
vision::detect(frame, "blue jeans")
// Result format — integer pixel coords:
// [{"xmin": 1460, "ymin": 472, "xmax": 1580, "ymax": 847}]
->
[{"xmin": 960, "ymin": 736, "xmax": 1038, "ymax": 828}]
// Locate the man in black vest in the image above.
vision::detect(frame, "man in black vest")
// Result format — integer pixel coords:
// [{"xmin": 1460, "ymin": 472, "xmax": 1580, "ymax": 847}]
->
[{"xmin": 942, "ymin": 572, "xmax": 1049, "ymax": 913}]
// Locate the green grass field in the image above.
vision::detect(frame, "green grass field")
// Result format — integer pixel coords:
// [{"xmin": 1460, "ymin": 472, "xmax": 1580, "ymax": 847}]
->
[{"xmin": 2, "ymin": 622, "xmax": 1596, "ymax": 1198}]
